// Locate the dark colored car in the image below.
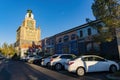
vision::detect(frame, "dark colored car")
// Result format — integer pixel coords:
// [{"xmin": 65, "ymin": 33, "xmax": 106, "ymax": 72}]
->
[{"xmin": 33, "ymin": 54, "xmax": 52, "ymax": 65}]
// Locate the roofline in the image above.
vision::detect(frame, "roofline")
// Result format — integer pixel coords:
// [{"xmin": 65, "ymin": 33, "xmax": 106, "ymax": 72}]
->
[
  {"xmin": 55, "ymin": 20, "xmax": 101, "ymax": 37},
  {"xmin": 16, "ymin": 26, "xmax": 21, "ymax": 32}
]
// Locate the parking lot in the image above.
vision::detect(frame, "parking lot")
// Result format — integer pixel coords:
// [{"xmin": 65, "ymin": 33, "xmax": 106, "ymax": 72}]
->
[
  {"xmin": 29, "ymin": 63, "xmax": 109, "ymax": 80},
  {"xmin": 23, "ymin": 54, "xmax": 120, "ymax": 80}
]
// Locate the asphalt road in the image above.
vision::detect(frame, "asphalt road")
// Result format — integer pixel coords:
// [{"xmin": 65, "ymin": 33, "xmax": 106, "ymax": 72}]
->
[{"xmin": 0, "ymin": 60, "xmax": 110, "ymax": 80}]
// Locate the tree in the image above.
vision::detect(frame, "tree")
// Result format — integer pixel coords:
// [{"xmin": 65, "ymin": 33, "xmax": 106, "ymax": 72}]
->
[
  {"xmin": 91, "ymin": 0, "xmax": 120, "ymax": 42},
  {"xmin": 0, "ymin": 43, "xmax": 17, "ymax": 57},
  {"xmin": 1, "ymin": 43, "xmax": 9, "ymax": 56},
  {"xmin": 8, "ymin": 44, "xmax": 17, "ymax": 56}
]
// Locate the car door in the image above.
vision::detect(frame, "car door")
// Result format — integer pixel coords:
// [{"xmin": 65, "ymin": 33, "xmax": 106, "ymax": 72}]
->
[
  {"xmin": 82, "ymin": 56, "xmax": 97, "ymax": 72},
  {"xmin": 93, "ymin": 56, "xmax": 109, "ymax": 72},
  {"xmin": 59, "ymin": 55, "xmax": 68, "ymax": 65}
]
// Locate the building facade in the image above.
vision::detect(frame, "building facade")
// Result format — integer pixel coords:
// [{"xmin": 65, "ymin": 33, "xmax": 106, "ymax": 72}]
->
[
  {"xmin": 55, "ymin": 30, "xmax": 78, "ymax": 55},
  {"xmin": 54, "ymin": 20, "xmax": 100, "ymax": 55},
  {"xmin": 42, "ymin": 20, "xmax": 119, "ymax": 60},
  {"xmin": 15, "ymin": 10, "xmax": 41, "ymax": 57},
  {"xmin": 41, "ymin": 36, "xmax": 55, "ymax": 55}
]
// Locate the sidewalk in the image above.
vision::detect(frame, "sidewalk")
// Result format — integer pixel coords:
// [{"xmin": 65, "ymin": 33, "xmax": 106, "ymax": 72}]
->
[
  {"xmin": 106, "ymin": 74, "xmax": 120, "ymax": 80},
  {"xmin": 106, "ymin": 62, "xmax": 120, "ymax": 80}
]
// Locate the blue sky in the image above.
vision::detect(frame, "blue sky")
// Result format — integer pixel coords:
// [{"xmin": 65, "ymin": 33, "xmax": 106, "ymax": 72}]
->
[{"xmin": 0, "ymin": 0, "xmax": 95, "ymax": 45}]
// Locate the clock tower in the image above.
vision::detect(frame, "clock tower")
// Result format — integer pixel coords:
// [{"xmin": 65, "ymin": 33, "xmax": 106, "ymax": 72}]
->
[{"xmin": 15, "ymin": 10, "xmax": 41, "ymax": 57}]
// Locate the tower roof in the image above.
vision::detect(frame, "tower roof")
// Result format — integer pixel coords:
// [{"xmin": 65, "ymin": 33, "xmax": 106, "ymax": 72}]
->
[
  {"xmin": 27, "ymin": 9, "xmax": 32, "ymax": 13},
  {"xmin": 25, "ymin": 9, "xmax": 34, "ymax": 19}
]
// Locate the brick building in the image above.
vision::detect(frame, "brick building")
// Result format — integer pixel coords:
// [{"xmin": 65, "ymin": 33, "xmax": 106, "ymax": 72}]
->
[{"xmin": 15, "ymin": 10, "xmax": 41, "ymax": 58}]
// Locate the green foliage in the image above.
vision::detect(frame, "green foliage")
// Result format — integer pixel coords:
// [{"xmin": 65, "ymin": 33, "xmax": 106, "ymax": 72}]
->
[
  {"xmin": 91, "ymin": 0, "xmax": 120, "ymax": 42},
  {"xmin": 0, "ymin": 42, "xmax": 17, "ymax": 57}
]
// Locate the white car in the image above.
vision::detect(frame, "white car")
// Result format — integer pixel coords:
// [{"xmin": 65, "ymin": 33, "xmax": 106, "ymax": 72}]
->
[
  {"xmin": 27, "ymin": 55, "xmax": 42, "ymax": 63},
  {"xmin": 20, "ymin": 56, "xmax": 28, "ymax": 62},
  {"xmin": 50, "ymin": 54, "xmax": 76, "ymax": 71},
  {"xmin": 41, "ymin": 54, "xmax": 59, "ymax": 67},
  {"xmin": 65, "ymin": 55, "xmax": 119, "ymax": 76}
]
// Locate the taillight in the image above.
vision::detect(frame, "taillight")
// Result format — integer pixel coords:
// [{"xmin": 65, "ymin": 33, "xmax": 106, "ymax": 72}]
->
[
  {"xmin": 68, "ymin": 62, "xmax": 74, "ymax": 65},
  {"xmin": 50, "ymin": 58, "xmax": 53, "ymax": 62}
]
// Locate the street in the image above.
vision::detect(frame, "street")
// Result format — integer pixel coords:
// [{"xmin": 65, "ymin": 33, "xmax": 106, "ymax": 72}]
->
[{"xmin": 0, "ymin": 60, "xmax": 110, "ymax": 80}]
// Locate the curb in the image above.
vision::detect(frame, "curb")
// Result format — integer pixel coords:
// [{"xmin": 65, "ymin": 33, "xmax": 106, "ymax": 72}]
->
[{"xmin": 106, "ymin": 74, "xmax": 120, "ymax": 80}]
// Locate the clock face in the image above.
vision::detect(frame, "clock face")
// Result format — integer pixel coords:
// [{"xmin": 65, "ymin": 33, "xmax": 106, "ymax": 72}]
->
[{"xmin": 27, "ymin": 20, "xmax": 33, "ymax": 27}]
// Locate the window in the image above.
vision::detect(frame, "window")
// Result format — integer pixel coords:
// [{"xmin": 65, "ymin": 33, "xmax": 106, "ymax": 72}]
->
[
  {"xmin": 57, "ymin": 44, "xmax": 62, "ymax": 51},
  {"xmin": 71, "ymin": 42, "xmax": 77, "ymax": 49},
  {"xmin": 82, "ymin": 57, "xmax": 89, "ymax": 61},
  {"xmin": 64, "ymin": 35, "xmax": 69, "ymax": 42},
  {"xmin": 80, "ymin": 31, "xmax": 83, "ymax": 37},
  {"xmin": 58, "ymin": 38, "xmax": 62, "ymax": 43},
  {"xmin": 88, "ymin": 57, "xmax": 93, "ymax": 61},
  {"xmin": 51, "ymin": 40, "xmax": 54, "ymax": 45},
  {"xmin": 66, "ymin": 55, "xmax": 73, "ymax": 59},
  {"xmin": 46, "ymin": 39, "xmax": 50, "ymax": 45},
  {"xmin": 60, "ymin": 55, "xmax": 67, "ymax": 59},
  {"xmin": 93, "ymin": 57, "xmax": 105, "ymax": 61},
  {"xmin": 60, "ymin": 55, "xmax": 73, "ymax": 59},
  {"xmin": 52, "ymin": 55, "xmax": 59, "ymax": 58},
  {"xmin": 71, "ymin": 34, "xmax": 76, "ymax": 40},
  {"xmin": 82, "ymin": 57, "xmax": 93, "ymax": 61},
  {"xmin": 88, "ymin": 28, "xmax": 92, "ymax": 35}
]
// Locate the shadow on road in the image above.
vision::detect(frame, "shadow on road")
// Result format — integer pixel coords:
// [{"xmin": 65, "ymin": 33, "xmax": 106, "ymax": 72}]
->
[{"xmin": 0, "ymin": 67, "xmax": 11, "ymax": 80}]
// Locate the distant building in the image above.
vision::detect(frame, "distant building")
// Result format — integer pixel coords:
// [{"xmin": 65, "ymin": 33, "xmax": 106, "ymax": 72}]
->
[
  {"xmin": 55, "ymin": 29, "xmax": 78, "ymax": 55},
  {"xmin": 41, "ymin": 36, "xmax": 55, "ymax": 55},
  {"xmin": 41, "ymin": 20, "xmax": 119, "ymax": 60},
  {"xmin": 15, "ymin": 10, "xmax": 41, "ymax": 57}
]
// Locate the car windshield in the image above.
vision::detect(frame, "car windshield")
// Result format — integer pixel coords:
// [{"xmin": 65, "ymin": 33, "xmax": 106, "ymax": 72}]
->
[
  {"xmin": 52, "ymin": 55, "xmax": 59, "ymax": 58},
  {"xmin": 29, "ymin": 55, "xmax": 36, "ymax": 57}
]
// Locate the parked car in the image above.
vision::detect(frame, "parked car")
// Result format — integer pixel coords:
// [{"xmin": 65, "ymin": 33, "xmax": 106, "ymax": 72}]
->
[
  {"xmin": 33, "ymin": 54, "xmax": 52, "ymax": 65},
  {"xmin": 20, "ymin": 56, "xmax": 28, "ymax": 62},
  {"xmin": 50, "ymin": 54, "xmax": 76, "ymax": 71},
  {"xmin": 41, "ymin": 54, "xmax": 60, "ymax": 67},
  {"xmin": 65, "ymin": 55, "xmax": 119, "ymax": 76},
  {"xmin": 0, "ymin": 55, "xmax": 5, "ymax": 61},
  {"xmin": 27, "ymin": 55, "xmax": 42, "ymax": 63}
]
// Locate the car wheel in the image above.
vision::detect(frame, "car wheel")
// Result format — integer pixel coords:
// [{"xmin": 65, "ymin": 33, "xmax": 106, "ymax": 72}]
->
[
  {"xmin": 33, "ymin": 60, "xmax": 36, "ymax": 64},
  {"xmin": 46, "ymin": 62, "xmax": 50, "ymax": 68},
  {"xmin": 30, "ymin": 61, "xmax": 33, "ymax": 64},
  {"xmin": 109, "ymin": 65, "xmax": 117, "ymax": 73},
  {"xmin": 76, "ymin": 67, "xmax": 85, "ymax": 76},
  {"xmin": 55, "ymin": 63, "xmax": 62, "ymax": 71}
]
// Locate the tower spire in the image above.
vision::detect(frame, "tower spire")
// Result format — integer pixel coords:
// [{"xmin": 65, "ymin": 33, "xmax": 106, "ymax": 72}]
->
[
  {"xmin": 27, "ymin": 9, "xmax": 32, "ymax": 13},
  {"xmin": 25, "ymin": 9, "xmax": 34, "ymax": 19}
]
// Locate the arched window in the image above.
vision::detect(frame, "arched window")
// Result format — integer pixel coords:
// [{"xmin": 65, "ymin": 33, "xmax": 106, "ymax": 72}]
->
[
  {"xmin": 58, "ymin": 38, "xmax": 62, "ymax": 43},
  {"xmin": 64, "ymin": 35, "xmax": 69, "ymax": 42},
  {"xmin": 71, "ymin": 34, "xmax": 76, "ymax": 40}
]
